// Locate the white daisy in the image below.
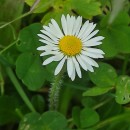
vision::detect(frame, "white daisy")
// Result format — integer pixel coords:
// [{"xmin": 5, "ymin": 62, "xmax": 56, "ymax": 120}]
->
[{"xmin": 37, "ymin": 14, "xmax": 105, "ymax": 81}]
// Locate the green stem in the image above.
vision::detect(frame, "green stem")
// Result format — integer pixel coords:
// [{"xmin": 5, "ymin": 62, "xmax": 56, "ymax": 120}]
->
[
  {"xmin": 0, "ymin": 0, "xmax": 41, "ymax": 29},
  {"xmin": 0, "ymin": 66, "xmax": 4, "ymax": 95},
  {"xmin": 6, "ymin": 67, "xmax": 36, "ymax": 112},
  {"xmin": 49, "ymin": 68, "xmax": 65, "ymax": 110},
  {"xmin": 9, "ymin": 24, "xmax": 17, "ymax": 40},
  {"xmin": 0, "ymin": 22, "xmax": 17, "ymax": 40},
  {"xmin": 59, "ymin": 86, "xmax": 73, "ymax": 115},
  {"xmin": 91, "ymin": 113, "xmax": 130, "ymax": 129},
  {"xmin": 93, "ymin": 98, "xmax": 112, "ymax": 110},
  {"xmin": 0, "ymin": 12, "xmax": 30, "ymax": 29},
  {"xmin": 0, "ymin": 39, "xmax": 19, "ymax": 54},
  {"xmin": 15, "ymin": 108, "xmax": 24, "ymax": 119},
  {"xmin": 122, "ymin": 55, "xmax": 129, "ymax": 75},
  {"xmin": 30, "ymin": 0, "xmax": 41, "ymax": 12}
]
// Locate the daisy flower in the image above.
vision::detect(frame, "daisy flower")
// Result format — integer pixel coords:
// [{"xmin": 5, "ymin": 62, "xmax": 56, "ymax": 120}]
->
[{"xmin": 37, "ymin": 14, "xmax": 105, "ymax": 81}]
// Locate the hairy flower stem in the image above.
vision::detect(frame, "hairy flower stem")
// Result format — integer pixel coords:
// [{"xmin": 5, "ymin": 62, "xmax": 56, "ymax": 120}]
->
[{"xmin": 49, "ymin": 68, "xmax": 65, "ymax": 111}]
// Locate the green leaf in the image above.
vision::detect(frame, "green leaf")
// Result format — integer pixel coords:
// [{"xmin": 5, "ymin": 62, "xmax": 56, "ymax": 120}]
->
[
  {"xmin": 25, "ymin": 0, "xmax": 52, "ymax": 13},
  {"xmin": 83, "ymin": 86, "xmax": 113, "ymax": 96},
  {"xmin": 0, "ymin": 96, "xmax": 19, "ymax": 125},
  {"xmin": 72, "ymin": 107, "xmax": 100, "ymax": 128},
  {"xmin": 31, "ymin": 95, "xmax": 45, "ymax": 113},
  {"xmin": 18, "ymin": 113, "xmax": 40, "ymax": 130},
  {"xmin": 99, "ymin": 29, "xmax": 118, "ymax": 57},
  {"xmin": 17, "ymin": 23, "xmax": 42, "ymax": 52},
  {"xmin": 18, "ymin": 111, "xmax": 68, "ymax": 130},
  {"xmin": 100, "ymin": 12, "xmax": 130, "ymax": 28},
  {"xmin": 109, "ymin": 26, "xmax": 130, "ymax": 54},
  {"xmin": 108, "ymin": 0, "xmax": 128, "ymax": 24},
  {"xmin": 80, "ymin": 107, "xmax": 100, "ymax": 128},
  {"xmin": 41, "ymin": 11, "xmax": 63, "ymax": 25},
  {"xmin": 98, "ymin": 100, "xmax": 122, "ymax": 119},
  {"xmin": 99, "ymin": 25, "xmax": 130, "ymax": 57},
  {"xmin": 72, "ymin": 107, "xmax": 80, "ymax": 128},
  {"xmin": 89, "ymin": 62, "xmax": 117, "ymax": 87},
  {"xmin": 64, "ymin": 72, "xmax": 91, "ymax": 90},
  {"xmin": 16, "ymin": 52, "xmax": 46, "ymax": 91},
  {"xmin": 0, "ymin": 0, "xmax": 24, "ymax": 45},
  {"xmin": 99, "ymin": 12, "xmax": 130, "ymax": 57},
  {"xmin": 41, "ymin": 111, "xmax": 67, "ymax": 129},
  {"xmin": 71, "ymin": 0, "xmax": 101, "ymax": 19},
  {"xmin": 115, "ymin": 76, "xmax": 130, "ymax": 104},
  {"xmin": 41, "ymin": 0, "xmax": 72, "ymax": 24},
  {"xmin": 112, "ymin": 11, "xmax": 130, "ymax": 26},
  {"xmin": 82, "ymin": 97, "xmax": 96, "ymax": 108}
]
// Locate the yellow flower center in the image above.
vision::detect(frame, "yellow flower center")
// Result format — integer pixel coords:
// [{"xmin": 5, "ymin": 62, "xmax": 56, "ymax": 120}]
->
[{"xmin": 59, "ymin": 35, "xmax": 82, "ymax": 56}]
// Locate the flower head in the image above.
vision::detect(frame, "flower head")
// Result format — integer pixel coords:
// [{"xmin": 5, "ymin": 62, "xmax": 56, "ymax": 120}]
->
[{"xmin": 37, "ymin": 14, "xmax": 105, "ymax": 81}]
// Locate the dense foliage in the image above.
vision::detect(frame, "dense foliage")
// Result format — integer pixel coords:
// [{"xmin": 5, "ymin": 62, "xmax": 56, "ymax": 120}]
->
[{"xmin": 0, "ymin": 0, "xmax": 130, "ymax": 130}]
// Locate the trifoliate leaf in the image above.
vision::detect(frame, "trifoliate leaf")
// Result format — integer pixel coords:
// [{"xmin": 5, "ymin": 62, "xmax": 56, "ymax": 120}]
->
[
  {"xmin": 18, "ymin": 111, "xmax": 68, "ymax": 130},
  {"xmin": 17, "ymin": 23, "xmax": 42, "ymax": 52},
  {"xmin": 71, "ymin": 0, "xmax": 101, "ymax": 19},
  {"xmin": 89, "ymin": 63, "xmax": 117, "ymax": 87},
  {"xmin": 0, "ymin": 96, "xmax": 19, "ymax": 125},
  {"xmin": 25, "ymin": 0, "xmax": 52, "ymax": 13},
  {"xmin": 115, "ymin": 76, "xmax": 130, "ymax": 104},
  {"xmin": 80, "ymin": 108, "xmax": 100, "ymax": 128},
  {"xmin": 16, "ymin": 52, "xmax": 46, "ymax": 91},
  {"xmin": 83, "ymin": 86, "xmax": 113, "ymax": 96}
]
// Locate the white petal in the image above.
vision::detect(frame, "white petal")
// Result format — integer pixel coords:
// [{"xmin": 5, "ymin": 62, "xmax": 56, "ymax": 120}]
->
[
  {"xmin": 66, "ymin": 15, "xmax": 75, "ymax": 35},
  {"xmin": 40, "ymin": 51, "xmax": 60, "ymax": 56},
  {"xmin": 40, "ymin": 30, "xmax": 58, "ymax": 42},
  {"xmin": 69, "ymin": 16, "xmax": 75, "ymax": 35},
  {"xmin": 81, "ymin": 23, "xmax": 96, "ymax": 41},
  {"xmin": 38, "ymin": 34, "xmax": 56, "ymax": 44},
  {"xmin": 80, "ymin": 53, "xmax": 99, "ymax": 67},
  {"xmin": 87, "ymin": 48, "xmax": 105, "ymax": 54},
  {"xmin": 66, "ymin": 14, "xmax": 71, "ymax": 35},
  {"xmin": 54, "ymin": 56, "xmax": 67, "ymax": 75},
  {"xmin": 84, "ymin": 36, "xmax": 104, "ymax": 44},
  {"xmin": 79, "ymin": 54, "xmax": 94, "ymax": 72},
  {"xmin": 75, "ymin": 16, "xmax": 82, "ymax": 36},
  {"xmin": 83, "ymin": 36, "xmax": 104, "ymax": 46},
  {"xmin": 72, "ymin": 57, "xmax": 82, "ymax": 78},
  {"xmin": 67, "ymin": 58, "xmax": 74, "ymax": 77},
  {"xmin": 89, "ymin": 58, "xmax": 99, "ymax": 67},
  {"xmin": 48, "ymin": 46, "xmax": 59, "ymax": 51},
  {"xmin": 37, "ymin": 45, "xmax": 58, "ymax": 51},
  {"xmin": 82, "ymin": 51, "xmax": 104, "ymax": 58},
  {"xmin": 79, "ymin": 23, "xmax": 93, "ymax": 39},
  {"xmin": 76, "ymin": 55, "xmax": 87, "ymax": 71},
  {"xmin": 70, "ymin": 65, "xmax": 76, "ymax": 81},
  {"xmin": 40, "ymin": 52, "xmax": 50, "ymax": 56},
  {"xmin": 77, "ymin": 20, "xmax": 89, "ymax": 38},
  {"xmin": 43, "ymin": 56, "xmax": 55, "ymax": 65},
  {"xmin": 54, "ymin": 53, "xmax": 64, "ymax": 61},
  {"xmin": 44, "ymin": 25, "xmax": 61, "ymax": 39},
  {"xmin": 39, "ymin": 39, "xmax": 55, "ymax": 45},
  {"xmin": 37, "ymin": 46, "xmax": 46, "ymax": 50},
  {"xmin": 61, "ymin": 15, "xmax": 67, "ymax": 35},
  {"xmin": 86, "ymin": 63, "xmax": 94, "ymax": 72},
  {"xmin": 83, "ymin": 41, "xmax": 102, "ymax": 47},
  {"xmin": 51, "ymin": 19, "xmax": 64, "ymax": 37},
  {"xmin": 80, "ymin": 53, "xmax": 94, "ymax": 65},
  {"xmin": 72, "ymin": 16, "xmax": 82, "ymax": 35},
  {"xmin": 48, "ymin": 23, "xmax": 63, "ymax": 39},
  {"xmin": 83, "ymin": 30, "xmax": 99, "ymax": 42}
]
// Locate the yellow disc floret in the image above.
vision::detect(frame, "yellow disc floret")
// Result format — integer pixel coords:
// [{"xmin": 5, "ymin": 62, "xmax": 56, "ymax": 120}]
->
[{"xmin": 59, "ymin": 35, "xmax": 82, "ymax": 56}]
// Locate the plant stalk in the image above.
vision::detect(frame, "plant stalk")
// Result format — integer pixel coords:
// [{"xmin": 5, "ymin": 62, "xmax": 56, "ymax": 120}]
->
[
  {"xmin": 49, "ymin": 68, "xmax": 65, "ymax": 110},
  {"xmin": 6, "ymin": 67, "xmax": 36, "ymax": 112}
]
